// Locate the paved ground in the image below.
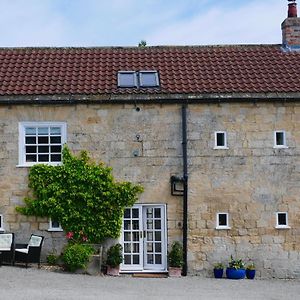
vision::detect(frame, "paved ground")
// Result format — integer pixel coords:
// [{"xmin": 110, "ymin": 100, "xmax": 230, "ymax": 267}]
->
[{"xmin": 0, "ymin": 266, "xmax": 300, "ymax": 300}]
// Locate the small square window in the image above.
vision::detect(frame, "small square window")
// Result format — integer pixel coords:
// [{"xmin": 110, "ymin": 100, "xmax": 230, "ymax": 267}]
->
[
  {"xmin": 274, "ymin": 131, "xmax": 287, "ymax": 148},
  {"xmin": 118, "ymin": 71, "xmax": 137, "ymax": 87},
  {"xmin": 216, "ymin": 213, "xmax": 230, "ymax": 229},
  {"xmin": 48, "ymin": 219, "xmax": 63, "ymax": 232},
  {"xmin": 139, "ymin": 71, "xmax": 159, "ymax": 87},
  {"xmin": 0, "ymin": 214, "xmax": 4, "ymax": 232},
  {"xmin": 276, "ymin": 212, "xmax": 290, "ymax": 229},
  {"xmin": 214, "ymin": 131, "xmax": 228, "ymax": 149}
]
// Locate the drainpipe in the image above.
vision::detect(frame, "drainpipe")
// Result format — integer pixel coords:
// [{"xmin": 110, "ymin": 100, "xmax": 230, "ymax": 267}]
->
[{"xmin": 182, "ymin": 104, "xmax": 188, "ymax": 276}]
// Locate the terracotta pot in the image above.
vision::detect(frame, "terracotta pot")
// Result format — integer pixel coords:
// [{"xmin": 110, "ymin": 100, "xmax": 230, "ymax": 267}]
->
[
  {"xmin": 168, "ymin": 267, "xmax": 182, "ymax": 277},
  {"xmin": 106, "ymin": 265, "xmax": 120, "ymax": 276}
]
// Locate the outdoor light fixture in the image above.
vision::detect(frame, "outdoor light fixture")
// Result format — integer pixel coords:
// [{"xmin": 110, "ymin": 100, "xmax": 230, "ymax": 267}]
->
[{"xmin": 170, "ymin": 175, "xmax": 184, "ymax": 196}]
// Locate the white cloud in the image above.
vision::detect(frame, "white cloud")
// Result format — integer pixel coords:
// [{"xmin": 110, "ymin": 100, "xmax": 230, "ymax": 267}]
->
[
  {"xmin": 146, "ymin": 0, "xmax": 287, "ymax": 45},
  {"xmin": 0, "ymin": 0, "xmax": 290, "ymax": 47}
]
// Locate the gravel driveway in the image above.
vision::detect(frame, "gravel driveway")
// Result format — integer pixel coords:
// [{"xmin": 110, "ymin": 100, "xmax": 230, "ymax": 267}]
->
[{"xmin": 0, "ymin": 266, "xmax": 300, "ymax": 300}]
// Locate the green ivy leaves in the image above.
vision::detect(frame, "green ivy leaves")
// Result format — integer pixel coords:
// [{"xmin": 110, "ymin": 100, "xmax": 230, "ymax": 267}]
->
[{"xmin": 16, "ymin": 146, "xmax": 144, "ymax": 243}]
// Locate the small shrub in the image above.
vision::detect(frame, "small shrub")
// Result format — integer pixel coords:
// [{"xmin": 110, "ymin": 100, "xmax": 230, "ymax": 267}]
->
[
  {"xmin": 246, "ymin": 262, "xmax": 255, "ymax": 270},
  {"xmin": 214, "ymin": 263, "xmax": 224, "ymax": 270},
  {"xmin": 168, "ymin": 241, "xmax": 183, "ymax": 268},
  {"xmin": 63, "ymin": 243, "xmax": 94, "ymax": 272},
  {"xmin": 106, "ymin": 244, "xmax": 123, "ymax": 267},
  {"xmin": 228, "ymin": 255, "xmax": 245, "ymax": 270},
  {"xmin": 47, "ymin": 252, "xmax": 58, "ymax": 265}
]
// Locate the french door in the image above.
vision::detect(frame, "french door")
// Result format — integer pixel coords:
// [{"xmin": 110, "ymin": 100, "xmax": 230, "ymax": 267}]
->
[{"xmin": 121, "ymin": 204, "xmax": 167, "ymax": 272}]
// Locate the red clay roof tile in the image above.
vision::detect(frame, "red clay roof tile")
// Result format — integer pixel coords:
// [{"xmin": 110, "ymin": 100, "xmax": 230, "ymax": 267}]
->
[{"xmin": 0, "ymin": 45, "xmax": 299, "ymax": 96}]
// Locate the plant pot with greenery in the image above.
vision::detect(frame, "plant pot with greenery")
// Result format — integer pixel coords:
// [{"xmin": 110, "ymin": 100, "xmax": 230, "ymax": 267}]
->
[
  {"xmin": 226, "ymin": 256, "xmax": 246, "ymax": 280},
  {"xmin": 168, "ymin": 241, "xmax": 183, "ymax": 277},
  {"xmin": 106, "ymin": 243, "xmax": 123, "ymax": 276},
  {"xmin": 246, "ymin": 262, "xmax": 256, "ymax": 279},
  {"xmin": 213, "ymin": 263, "xmax": 224, "ymax": 279}
]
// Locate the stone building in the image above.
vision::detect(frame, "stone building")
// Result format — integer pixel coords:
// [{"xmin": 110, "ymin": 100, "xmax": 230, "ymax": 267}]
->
[{"xmin": 0, "ymin": 2, "xmax": 300, "ymax": 278}]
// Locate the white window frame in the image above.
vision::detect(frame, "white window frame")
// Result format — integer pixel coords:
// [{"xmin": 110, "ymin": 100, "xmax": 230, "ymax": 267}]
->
[
  {"xmin": 273, "ymin": 131, "xmax": 288, "ymax": 149},
  {"xmin": 0, "ymin": 214, "xmax": 4, "ymax": 232},
  {"xmin": 117, "ymin": 71, "xmax": 137, "ymax": 87},
  {"xmin": 139, "ymin": 71, "xmax": 160, "ymax": 87},
  {"xmin": 216, "ymin": 212, "xmax": 231, "ymax": 230},
  {"xmin": 48, "ymin": 218, "xmax": 63, "ymax": 232},
  {"xmin": 18, "ymin": 122, "xmax": 67, "ymax": 167},
  {"xmin": 275, "ymin": 212, "xmax": 290, "ymax": 229},
  {"xmin": 214, "ymin": 131, "xmax": 228, "ymax": 149}
]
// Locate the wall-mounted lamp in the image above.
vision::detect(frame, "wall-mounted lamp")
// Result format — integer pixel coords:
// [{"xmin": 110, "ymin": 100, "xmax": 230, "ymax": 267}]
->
[{"xmin": 170, "ymin": 175, "xmax": 184, "ymax": 196}]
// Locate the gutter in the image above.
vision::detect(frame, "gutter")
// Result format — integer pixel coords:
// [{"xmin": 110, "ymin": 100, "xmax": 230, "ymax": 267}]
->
[{"xmin": 181, "ymin": 104, "xmax": 188, "ymax": 276}]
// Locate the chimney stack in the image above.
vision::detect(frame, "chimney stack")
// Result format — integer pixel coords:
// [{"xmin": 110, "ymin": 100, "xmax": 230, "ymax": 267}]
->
[{"xmin": 282, "ymin": 0, "xmax": 300, "ymax": 50}]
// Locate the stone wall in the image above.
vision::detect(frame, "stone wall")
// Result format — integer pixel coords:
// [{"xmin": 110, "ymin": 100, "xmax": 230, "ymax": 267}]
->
[{"xmin": 0, "ymin": 101, "xmax": 299, "ymax": 278}]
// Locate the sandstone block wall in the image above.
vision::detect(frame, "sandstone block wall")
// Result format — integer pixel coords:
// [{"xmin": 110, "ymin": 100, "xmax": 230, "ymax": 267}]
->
[{"xmin": 0, "ymin": 101, "xmax": 299, "ymax": 278}]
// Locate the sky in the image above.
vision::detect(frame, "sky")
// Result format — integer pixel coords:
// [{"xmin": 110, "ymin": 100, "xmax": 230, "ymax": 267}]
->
[{"xmin": 0, "ymin": 0, "xmax": 289, "ymax": 47}]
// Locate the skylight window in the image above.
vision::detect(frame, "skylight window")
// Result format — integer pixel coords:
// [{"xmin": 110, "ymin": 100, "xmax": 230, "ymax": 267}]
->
[
  {"xmin": 139, "ymin": 71, "xmax": 159, "ymax": 87},
  {"xmin": 118, "ymin": 71, "xmax": 137, "ymax": 87},
  {"xmin": 118, "ymin": 71, "xmax": 159, "ymax": 88}
]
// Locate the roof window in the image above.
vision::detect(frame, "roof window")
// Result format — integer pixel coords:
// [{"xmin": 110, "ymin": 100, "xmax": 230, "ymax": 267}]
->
[{"xmin": 118, "ymin": 70, "xmax": 159, "ymax": 88}]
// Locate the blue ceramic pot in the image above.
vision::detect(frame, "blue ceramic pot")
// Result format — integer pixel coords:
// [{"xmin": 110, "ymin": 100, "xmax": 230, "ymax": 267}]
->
[
  {"xmin": 246, "ymin": 269, "xmax": 256, "ymax": 279},
  {"xmin": 226, "ymin": 268, "xmax": 246, "ymax": 279},
  {"xmin": 214, "ymin": 268, "xmax": 224, "ymax": 278}
]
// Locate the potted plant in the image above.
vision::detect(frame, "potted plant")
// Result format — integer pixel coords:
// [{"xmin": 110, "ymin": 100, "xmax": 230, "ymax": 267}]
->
[
  {"xmin": 246, "ymin": 262, "xmax": 256, "ymax": 279},
  {"xmin": 213, "ymin": 263, "xmax": 224, "ymax": 279},
  {"xmin": 226, "ymin": 256, "xmax": 246, "ymax": 280},
  {"xmin": 106, "ymin": 243, "xmax": 123, "ymax": 276},
  {"xmin": 168, "ymin": 241, "xmax": 183, "ymax": 277}
]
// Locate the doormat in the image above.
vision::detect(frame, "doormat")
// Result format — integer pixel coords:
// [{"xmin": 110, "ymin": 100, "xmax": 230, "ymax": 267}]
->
[{"xmin": 132, "ymin": 273, "xmax": 168, "ymax": 278}]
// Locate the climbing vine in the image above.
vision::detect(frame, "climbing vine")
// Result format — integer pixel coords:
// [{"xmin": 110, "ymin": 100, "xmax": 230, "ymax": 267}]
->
[{"xmin": 16, "ymin": 146, "xmax": 143, "ymax": 243}]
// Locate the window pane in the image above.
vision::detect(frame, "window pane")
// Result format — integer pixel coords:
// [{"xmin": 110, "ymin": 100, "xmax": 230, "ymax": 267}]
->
[
  {"xmin": 155, "ymin": 232, "xmax": 161, "ymax": 241},
  {"xmin": 155, "ymin": 243, "xmax": 161, "ymax": 252},
  {"xmin": 140, "ymin": 72, "xmax": 159, "ymax": 87},
  {"xmin": 124, "ymin": 208, "xmax": 131, "ymax": 219},
  {"xmin": 124, "ymin": 232, "xmax": 131, "ymax": 241},
  {"xmin": 147, "ymin": 254, "xmax": 154, "ymax": 264},
  {"xmin": 147, "ymin": 220, "xmax": 153, "ymax": 229},
  {"xmin": 26, "ymin": 155, "xmax": 37, "ymax": 162},
  {"xmin": 50, "ymin": 127, "xmax": 61, "ymax": 135},
  {"xmin": 216, "ymin": 133, "xmax": 225, "ymax": 146},
  {"xmin": 38, "ymin": 146, "xmax": 49, "ymax": 153},
  {"xmin": 155, "ymin": 254, "xmax": 162, "ymax": 264},
  {"xmin": 155, "ymin": 220, "xmax": 161, "ymax": 229},
  {"xmin": 132, "ymin": 232, "xmax": 139, "ymax": 241},
  {"xmin": 25, "ymin": 127, "xmax": 36, "ymax": 135},
  {"xmin": 219, "ymin": 214, "xmax": 227, "ymax": 226},
  {"xmin": 38, "ymin": 127, "xmax": 49, "ymax": 135},
  {"xmin": 133, "ymin": 243, "xmax": 139, "ymax": 253},
  {"xmin": 132, "ymin": 220, "xmax": 139, "ymax": 230},
  {"xmin": 124, "ymin": 243, "xmax": 131, "ymax": 253},
  {"xmin": 154, "ymin": 208, "xmax": 161, "ymax": 218},
  {"xmin": 51, "ymin": 220, "xmax": 60, "ymax": 228},
  {"xmin": 124, "ymin": 255, "xmax": 131, "ymax": 264},
  {"xmin": 118, "ymin": 72, "xmax": 136, "ymax": 87},
  {"xmin": 38, "ymin": 154, "xmax": 49, "ymax": 162},
  {"xmin": 50, "ymin": 136, "xmax": 61, "ymax": 144},
  {"xmin": 147, "ymin": 208, "xmax": 153, "ymax": 218},
  {"xmin": 132, "ymin": 255, "xmax": 139, "ymax": 264},
  {"xmin": 147, "ymin": 232, "xmax": 153, "ymax": 241},
  {"xmin": 276, "ymin": 132, "xmax": 284, "ymax": 146},
  {"xmin": 278, "ymin": 213, "xmax": 287, "ymax": 225},
  {"xmin": 25, "ymin": 136, "xmax": 36, "ymax": 144},
  {"xmin": 51, "ymin": 154, "xmax": 61, "ymax": 162},
  {"xmin": 26, "ymin": 146, "xmax": 36, "ymax": 154},
  {"xmin": 132, "ymin": 208, "xmax": 139, "ymax": 218},
  {"xmin": 51, "ymin": 145, "xmax": 61, "ymax": 153},
  {"xmin": 38, "ymin": 136, "xmax": 49, "ymax": 144},
  {"xmin": 124, "ymin": 220, "xmax": 131, "ymax": 230},
  {"xmin": 147, "ymin": 243, "xmax": 153, "ymax": 252}
]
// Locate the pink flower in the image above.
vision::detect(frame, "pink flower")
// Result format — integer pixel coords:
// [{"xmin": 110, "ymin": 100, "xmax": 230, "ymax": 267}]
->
[
  {"xmin": 66, "ymin": 232, "xmax": 74, "ymax": 239},
  {"xmin": 82, "ymin": 236, "xmax": 88, "ymax": 242}
]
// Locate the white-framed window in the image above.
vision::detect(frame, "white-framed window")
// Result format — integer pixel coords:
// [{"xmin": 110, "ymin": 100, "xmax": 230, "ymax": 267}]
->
[
  {"xmin": 276, "ymin": 212, "xmax": 290, "ymax": 229},
  {"xmin": 214, "ymin": 131, "xmax": 228, "ymax": 149},
  {"xmin": 139, "ymin": 71, "xmax": 159, "ymax": 87},
  {"xmin": 18, "ymin": 122, "xmax": 67, "ymax": 167},
  {"xmin": 48, "ymin": 219, "xmax": 63, "ymax": 232},
  {"xmin": 0, "ymin": 214, "xmax": 4, "ymax": 232},
  {"xmin": 274, "ymin": 131, "xmax": 287, "ymax": 148},
  {"xmin": 117, "ymin": 71, "xmax": 137, "ymax": 87},
  {"xmin": 216, "ymin": 213, "xmax": 230, "ymax": 229}
]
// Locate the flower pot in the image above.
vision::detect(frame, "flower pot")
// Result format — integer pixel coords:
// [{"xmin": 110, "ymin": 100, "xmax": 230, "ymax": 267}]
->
[
  {"xmin": 246, "ymin": 269, "xmax": 256, "ymax": 279},
  {"xmin": 214, "ymin": 268, "xmax": 224, "ymax": 279},
  {"xmin": 106, "ymin": 265, "xmax": 120, "ymax": 276},
  {"xmin": 226, "ymin": 268, "xmax": 246, "ymax": 280},
  {"xmin": 168, "ymin": 267, "xmax": 182, "ymax": 277}
]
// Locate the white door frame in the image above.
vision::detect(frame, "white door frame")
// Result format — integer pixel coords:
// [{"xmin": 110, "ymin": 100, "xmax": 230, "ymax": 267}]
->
[{"xmin": 120, "ymin": 204, "xmax": 167, "ymax": 272}]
